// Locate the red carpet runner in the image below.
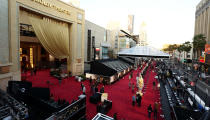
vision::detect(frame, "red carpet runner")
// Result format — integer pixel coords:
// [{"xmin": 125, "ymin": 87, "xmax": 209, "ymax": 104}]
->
[{"xmin": 23, "ymin": 64, "xmax": 163, "ymax": 120}]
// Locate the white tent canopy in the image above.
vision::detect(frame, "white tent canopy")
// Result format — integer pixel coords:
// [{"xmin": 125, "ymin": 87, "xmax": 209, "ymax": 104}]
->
[{"xmin": 118, "ymin": 46, "xmax": 170, "ymax": 58}]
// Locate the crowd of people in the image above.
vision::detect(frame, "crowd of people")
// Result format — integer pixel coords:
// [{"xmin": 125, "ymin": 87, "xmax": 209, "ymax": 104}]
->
[
  {"xmin": 80, "ymin": 76, "xmax": 106, "ymax": 96},
  {"xmin": 130, "ymin": 60, "xmax": 161, "ymax": 120},
  {"xmin": 79, "ymin": 59, "xmax": 162, "ymax": 120}
]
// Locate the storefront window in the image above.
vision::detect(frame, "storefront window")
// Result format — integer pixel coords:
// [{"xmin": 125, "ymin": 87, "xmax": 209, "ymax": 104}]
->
[
  {"xmin": 119, "ymin": 39, "xmax": 125, "ymax": 49},
  {"xmin": 95, "ymin": 48, "xmax": 100, "ymax": 60}
]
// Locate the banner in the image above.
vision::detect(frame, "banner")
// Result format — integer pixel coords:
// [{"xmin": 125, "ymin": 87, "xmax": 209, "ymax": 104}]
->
[
  {"xmin": 205, "ymin": 44, "xmax": 210, "ymax": 54},
  {"xmin": 205, "ymin": 44, "xmax": 210, "ymax": 64}
]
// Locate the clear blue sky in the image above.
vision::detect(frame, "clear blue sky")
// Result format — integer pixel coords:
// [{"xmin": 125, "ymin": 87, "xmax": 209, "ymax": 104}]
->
[{"xmin": 79, "ymin": 0, "xmax": 200, "ymax": 49}]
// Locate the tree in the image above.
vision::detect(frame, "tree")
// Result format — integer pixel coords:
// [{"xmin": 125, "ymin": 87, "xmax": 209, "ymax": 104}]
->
[
  {"xmin": 182, "ymin": 41, "xmax": 192, "ymax": 59},
  {"xmin": 193, "ymin": 34, "xmax": 206, "ymax": 59},
  {"xmin": 177, "ymin": 44, "xmax": 184, "ymax": 60},
  {"xmin": 169, "ymin": 44, "xmax": 178, "ymax": 51},
  {"xmin": 163, "ymin": 44, "xmax": 178, "ymax": 54}
]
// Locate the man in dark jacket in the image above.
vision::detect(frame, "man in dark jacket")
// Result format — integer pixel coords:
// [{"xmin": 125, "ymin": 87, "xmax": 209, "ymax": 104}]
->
[{"xmin": 147, "ymin": 104, "xmax": 153, "ymax": 118}]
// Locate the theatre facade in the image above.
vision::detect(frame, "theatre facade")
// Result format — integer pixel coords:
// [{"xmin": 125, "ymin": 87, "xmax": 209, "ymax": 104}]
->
[{"xmin": 0, "ymin": 0, "xmax": 85, "ymax": 91}]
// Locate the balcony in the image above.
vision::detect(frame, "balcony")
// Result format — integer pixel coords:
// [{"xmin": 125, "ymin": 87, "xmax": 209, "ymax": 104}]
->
[{"xmin": 20, "ymin": 23, "xmax": 36, "ymax": 37}]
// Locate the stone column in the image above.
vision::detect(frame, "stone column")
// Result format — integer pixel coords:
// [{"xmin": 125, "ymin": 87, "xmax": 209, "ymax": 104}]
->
[
  {"xmin": 208, "ymin": 8, "xmax": 210, "ymax": 43},
  {"xmin": 198, "ymin": 14, "xmax": 201, "ymax": 35},
  {"xmin": 9, "ymin": 0, "xmax": 21, "ymax": 80},
  {"xmin": 68, "ymin": 22, "xmax": 84, "ymax": 76},
  {"xmin": 194, "ymin": 16, "xmax": 198, "ymax": 35}
]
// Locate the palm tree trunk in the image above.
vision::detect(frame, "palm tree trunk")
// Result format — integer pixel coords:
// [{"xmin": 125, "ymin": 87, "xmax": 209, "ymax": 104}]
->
[{"xmin": 198, "ymin": 49, "xmax": 200, "ymax": 60}]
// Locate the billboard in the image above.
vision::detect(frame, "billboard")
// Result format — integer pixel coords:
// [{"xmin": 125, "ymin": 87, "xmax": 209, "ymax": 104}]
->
[
  {"xmin": 205, "ymin": 44, "xmax": 210, "ymax": 64},
  {"xmin": 128, "ymin": 15, "xmax": 134, "ymax": 34},
  {"xmin": 205, "ymin": 44, "xmax": 210, "ymax": 54}
]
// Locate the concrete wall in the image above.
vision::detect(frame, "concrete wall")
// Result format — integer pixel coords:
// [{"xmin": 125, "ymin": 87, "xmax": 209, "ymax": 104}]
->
[
  {"xmin": 0, "ymin": 0, "xmax": 9, "ymax": 64},
  {"xmin": 85, "ymin": 20, "xmax": 106, "ymax": 47},
  {"xmin": 0, "ymin": 0, "xmax": 12, "ymax": 91}
]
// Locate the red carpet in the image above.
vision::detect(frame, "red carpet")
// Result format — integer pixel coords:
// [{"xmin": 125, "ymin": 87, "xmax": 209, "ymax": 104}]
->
[{"xmin": 23, "ymin": 63, "xmax": 163, "ymax": 120}]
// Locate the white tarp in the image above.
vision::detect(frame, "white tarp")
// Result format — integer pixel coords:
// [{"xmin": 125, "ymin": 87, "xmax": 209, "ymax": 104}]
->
[{"xmin": 118, "ymin": 46, "xmax": 170, "ymax": 57}]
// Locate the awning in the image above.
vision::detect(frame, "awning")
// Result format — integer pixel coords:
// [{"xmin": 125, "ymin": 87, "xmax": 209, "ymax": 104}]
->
[{"xmin": 118, "ymin": 46, "xmax": 170, "ymax": 58}]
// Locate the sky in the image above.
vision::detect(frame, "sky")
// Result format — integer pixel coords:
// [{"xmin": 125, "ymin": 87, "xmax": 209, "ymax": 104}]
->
[{"xmin": 63, "ymin": 0, "xmax": 201, "ymax": 49}]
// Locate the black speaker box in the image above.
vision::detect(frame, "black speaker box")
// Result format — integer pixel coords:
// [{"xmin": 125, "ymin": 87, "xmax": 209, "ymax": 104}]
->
[
  {"xmin": 8, "ymin": 81, "xmax": 32, "ymax": 95},
  {"xmin": 29, "ymin": 87, "xmax": 50, "ymax": 100}
]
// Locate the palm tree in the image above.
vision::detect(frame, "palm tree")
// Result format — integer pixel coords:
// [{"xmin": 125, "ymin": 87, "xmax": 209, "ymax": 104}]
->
[
  {"xmin": 177, "ymin": 45, "xmax": 184, "ymax": 61},
  {"xmin": 163, "ymin": 44, "xmax": 178, "ymax": 56},
  {"xmin": 182, "ymin": 41, "xmax": 192, "ymax": 59},
  {"xmin": 193, "ymin": 34, "xmax": 206, "ymax": 59}
]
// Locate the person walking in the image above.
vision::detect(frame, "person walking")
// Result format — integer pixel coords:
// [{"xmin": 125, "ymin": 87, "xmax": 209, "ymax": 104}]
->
[
  {"xmin": 95, "ymin": 85, "xmax": 98, "ymax": 93},
  {"xmin": 80, "ymin": 83, "xmax": 84, "ymax": 91},
  {"xmin": 92, "ymin": 85, "xmax": 96, "ymax": 95},
  {"xmin": 30, "ymin": 68, "xmax": 33, "ymax": 76},
  {"xmin": 154, "ymin": 102, "xmax": 158, "ymax": 120},
  {"xmin": 100, "ymin": 86, "xmax": 105, "ymax": 93},
  {"xmin": 33, "ymin": 67, "xmax": 37, "ymax": 75},
  {"xmin": 90, "ymin": 84, "xmax": 93, "ymax": 94},
  {"xmin": 136, "ymin": 93, "xmax": 139, "ymax": 106},
  {"xmin": 82, "ymin": 86, "xmax": 86, "ymax": 95},
  {"xmin": 153, "ymin": 81, "xmax": 156, "ymax": 90},
  {"xmin": 136, "ymin": 92, "xmax": 142, "ymax": 107},
  {"xmin": 131, "ymin": 83, "xmax": 135, "ymax": 93},
  {"xmin": 89, "ymin": 76, "xmax": 92, "ymax": 85},
  {"xmin": 147, "ymin": 104, "xmax": 153, "ymax": 118},
  {"xmin": 102, "ymin": 79, "xmax": 106, "ymax": 86},
  {"xmin": 138, "ymin": 93, "xmax": 142, "ymax": 107},
  {"xmin": 132, "ymin": 94, "xmax": 136, "ymax": 106},
  {"xmin": 131, "ymin": 72, "xmax": 133, "ymax": 78},
  {"xmin": 128, "ymin": 79, "xmax": 131, "ymax": 89},
  {"xmin": 136, "ymin": 75, "xmax": 139, "ymax": 88},
  {"xmin": 129, "ymin": 74, "xmax": 131, "ymax": 80}
]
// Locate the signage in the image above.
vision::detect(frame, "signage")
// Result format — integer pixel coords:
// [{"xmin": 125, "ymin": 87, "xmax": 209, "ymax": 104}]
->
[
  {"xmin": 46, "ymin": 96, "xmax": 86, "ymax": 120},
  {"xmin": 200, "ymin": 56, "xmax": 205, "ymax": 63},
  {"xmin": 200, "ymin": 59, "xmax": 205, "ymax": 63},
  {"xmin": 205, "ymin": 44, "xmax": 210, "ymax": 54},
  {"xmin": 205, "ymin": 44, "xmax": 210, "ymax": 64},
  {"xmin": 96, "ymin": 48, "xmax": 100, "ymax": 51},
  {"xmin": 31, "ymin": 0, "xmax": 70, "ymax": 15}
]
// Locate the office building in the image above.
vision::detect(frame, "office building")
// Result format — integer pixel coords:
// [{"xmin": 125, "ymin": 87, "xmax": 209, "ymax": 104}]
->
[
  {"xmin": 195, "ymin": 0, "xmax": 210, "ymax": 64},
  {"xmin": 85, "ymin": 20, "xmax": 112, "ymax": 62},
  {"xmin": 138, "ymin": 22, "xmax": 148, "ymax": 46}
]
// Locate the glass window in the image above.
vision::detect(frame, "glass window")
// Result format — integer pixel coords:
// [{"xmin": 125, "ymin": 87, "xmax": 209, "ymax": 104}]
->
[{"xmin": 102, "ymin": 47, "xmax": 109, "ymax": 59}]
